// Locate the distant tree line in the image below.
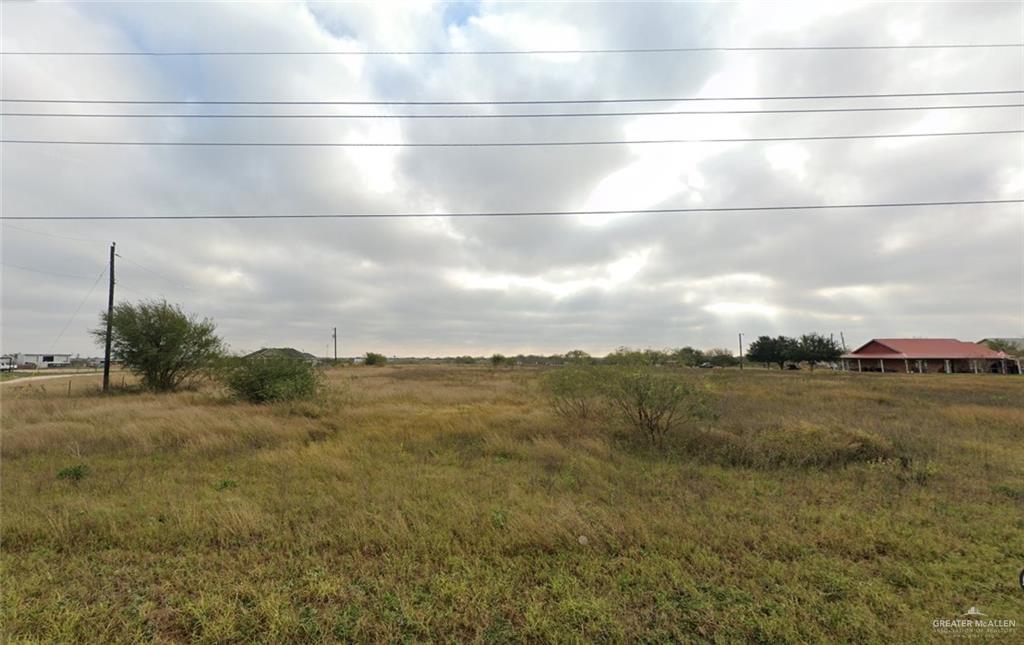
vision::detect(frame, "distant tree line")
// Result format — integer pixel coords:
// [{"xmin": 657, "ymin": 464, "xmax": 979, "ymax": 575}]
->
[
  {"xmin": 403, "ymin": 347, "xmax": 746, "ymax": 368},
  {"xmin": 745, "ymin": 333, "xmax": 843, "ymax": 370}
]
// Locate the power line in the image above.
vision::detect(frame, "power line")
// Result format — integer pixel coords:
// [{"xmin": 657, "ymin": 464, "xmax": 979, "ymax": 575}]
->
[
  {"xmin": 1, "ymin": 199, "xmax": 1019, "ymax": 222},
  {"xmin": 117, "ymin": 254, "xmax": 194, "ymax": 291},
  {"xmin": 2, "ymin": 43, "xmax": 1021, "ymax": 56},
  {"xmin": 111, "ymin": 280, "xmax": 148, "ymax": 297},
  {"xmin": 3, "ymin": 89, "xmax": 1020, "ymax": 106},
  {"xmin": 1, "ymin": 262, "xmax": 103, "ymax": 279},
  {"xmin": 4, "ymin": 103, "xmax": 1021, "ymax": 119},
  {"xmin": 3, "ymin": 129, "xmax": 1020, "ymax": 148},
  {"xmin": 50, "ymin": 266, "xmax": 107, "ymax": 351},
  {"xmin": 1, "ymin": 222, "xmax": 111, "ymax": 243}
]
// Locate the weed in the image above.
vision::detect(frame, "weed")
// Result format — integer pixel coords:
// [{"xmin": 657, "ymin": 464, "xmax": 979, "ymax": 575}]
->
[
  {"xmin": 490, "ymin": 508, "xmax": 508, "ymax": 529},
  {"xmin": 56, "ymin": 463, "xmax": 88, "ymax": 484}
]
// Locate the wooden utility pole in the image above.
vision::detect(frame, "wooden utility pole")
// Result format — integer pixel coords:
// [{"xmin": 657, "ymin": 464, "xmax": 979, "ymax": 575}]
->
[
  {"xmin": 738, "ymin": 333, "xmax": 744, "ymax": 370},
  {"xmin": 102, "ymin": 242, "xmax": 115, "ymax": 392},
  {"xmin": 332, "ymin": 327, "xmax": 337, "ymax": 362}
]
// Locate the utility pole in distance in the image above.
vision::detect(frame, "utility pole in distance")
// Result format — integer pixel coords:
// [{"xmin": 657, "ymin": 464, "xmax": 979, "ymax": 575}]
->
[
  {"xmin": 102, "ymin": 242, "xmax": 115, "ymax": 392},
  {"xmin": 738, "ymin": 333, "xmax": 744, "ymax": 370},
  {"xmin": 332, "ymin": 327, "xmax": 337, "ymax": 363}
]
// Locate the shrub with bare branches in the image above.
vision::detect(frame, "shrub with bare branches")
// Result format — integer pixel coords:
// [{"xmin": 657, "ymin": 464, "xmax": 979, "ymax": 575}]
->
[{"xmin": 603, "ymin": 368, "xmax": 707, "ymax": 446}]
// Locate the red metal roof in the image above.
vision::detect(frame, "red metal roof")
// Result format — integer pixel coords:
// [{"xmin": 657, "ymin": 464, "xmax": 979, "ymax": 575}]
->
[{"xmin": 842, "ymin": 338, "xmax": 1009, "ymax": 360}]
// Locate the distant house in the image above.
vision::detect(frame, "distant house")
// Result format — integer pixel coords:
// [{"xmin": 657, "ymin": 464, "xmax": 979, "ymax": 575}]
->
[
  {"xmin": 841, "ymin": 339, "xmax": 1018, "ymax": 374},
  {"xmin": 243, "ymin": 347, "xmax": 319, "ymax": 365},
  {"xmin": 1, "ymin": 355, "xmax": 15, "ymax": 372},
  {"xmin": 12, "ymin": 353, "xmax": 72, "ymax": 369}
]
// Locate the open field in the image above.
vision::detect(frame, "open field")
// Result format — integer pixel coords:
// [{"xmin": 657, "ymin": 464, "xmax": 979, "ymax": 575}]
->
[{"xmin": 1, "ymin": 366, "xmax": 1022, "ymax": 642}]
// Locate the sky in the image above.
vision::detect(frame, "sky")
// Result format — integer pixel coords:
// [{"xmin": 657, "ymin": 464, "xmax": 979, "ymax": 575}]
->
[{"xmin": 1, "ymin": 1, "xmax": 1022, "ymax": 358}]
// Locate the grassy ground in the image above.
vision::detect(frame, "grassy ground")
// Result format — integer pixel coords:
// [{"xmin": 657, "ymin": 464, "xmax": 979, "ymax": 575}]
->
[{"xmin": 1, "ymin": 366, "xmax": 1022, "ymax": 642}]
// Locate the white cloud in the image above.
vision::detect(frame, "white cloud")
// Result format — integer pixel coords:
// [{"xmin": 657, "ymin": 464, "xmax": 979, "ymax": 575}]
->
[
  {"xmin": 449, "ymin": 248, "xmax": 651, "ymax": 298},
  {"xmin": 704, "ymin": 302, "xmax": 780, "ymax": 318},
  {"xmin": 2, "ymin": 1, "xmax": 1021, "ymax": 356}
]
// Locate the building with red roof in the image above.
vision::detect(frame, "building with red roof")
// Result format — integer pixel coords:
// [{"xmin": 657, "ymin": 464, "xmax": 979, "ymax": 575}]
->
[{"xmin": 840, "ymin": 338, "xmax": 1019, "ymax": 374}]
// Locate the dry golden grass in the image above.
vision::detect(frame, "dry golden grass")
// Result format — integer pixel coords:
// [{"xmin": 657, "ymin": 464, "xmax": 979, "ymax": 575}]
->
[{"xmin": 1, "ymin": 366, "xmax": 1022, "ymax": 642}]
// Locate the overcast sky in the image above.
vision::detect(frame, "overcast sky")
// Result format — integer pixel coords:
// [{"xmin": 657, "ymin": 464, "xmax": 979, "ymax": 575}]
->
[{"xmin": 2, "ymin": 1, "xmax": 1022, "ymax": 358}]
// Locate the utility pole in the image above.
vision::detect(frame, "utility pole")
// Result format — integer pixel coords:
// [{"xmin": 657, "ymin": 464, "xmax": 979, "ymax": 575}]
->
[
  {"xmin": 332, "ymin": 327, "xmax": 337, "ymax": 363},
  {"xmin": 738, "ymin": 333, "xmax": 744, "ymax": 370},
  {"xmin": 840, "ymin": 332, "xmax": 847, "ymax": 352},
  {"xmin": 102, "ymin": 242, "xmax": 115, "ymax": 392}
]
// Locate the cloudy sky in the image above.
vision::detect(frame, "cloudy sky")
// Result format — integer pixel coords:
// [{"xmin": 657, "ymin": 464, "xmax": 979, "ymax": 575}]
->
[{"xmin": 2, "ymin": 1, "xmax": 1021, "ymax": 358}]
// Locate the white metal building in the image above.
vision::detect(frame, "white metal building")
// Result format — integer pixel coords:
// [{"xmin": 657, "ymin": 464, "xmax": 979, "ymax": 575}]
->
[{"xmin": 13, "ymin": 353, "xmax": 72, "ymax": 368}]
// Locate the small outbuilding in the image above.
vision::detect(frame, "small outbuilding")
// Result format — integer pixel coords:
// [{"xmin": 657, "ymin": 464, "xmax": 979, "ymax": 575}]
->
[
  {"xmin": 12, "ymin": 353, "xmax": 72, "ymax": 369},
  {"xmin": 840, "ymin": 338, "xmax": 1019, "ymax": 374}
]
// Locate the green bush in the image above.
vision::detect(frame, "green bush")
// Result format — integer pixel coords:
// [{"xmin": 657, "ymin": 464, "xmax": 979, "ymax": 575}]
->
[
  {"xmin": 57, "ymin": 464, "xmax": 89, "ymax": 484},
  {"xmin": 543, "ymin": 366, "xmax": 603, "ymax": 420},
  {"xmin": 364, "ymin": 352, "xmax": 387, "ymax": 366},
  {"xmin": 92, "ymin": 300, "xmax": 224, "ymax": 392},
  {"xmin": 219, "ymin": 357, "xmax": 320, "ymax": 403},
  {"xmin": 603, "ymin": 367, "xmax": 708, "ymax": 446}
]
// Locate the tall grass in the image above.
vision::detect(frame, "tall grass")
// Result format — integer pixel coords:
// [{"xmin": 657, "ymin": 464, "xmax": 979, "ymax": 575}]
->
[{"xmin": 2, "ymin": 367, "xmax": 1022, "ymax": 642}]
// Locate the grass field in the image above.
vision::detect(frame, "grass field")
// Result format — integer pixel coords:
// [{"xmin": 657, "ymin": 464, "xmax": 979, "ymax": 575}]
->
[{"xmin": 1, "ymin": 366, "xmax": 1022, "ymax": 642}]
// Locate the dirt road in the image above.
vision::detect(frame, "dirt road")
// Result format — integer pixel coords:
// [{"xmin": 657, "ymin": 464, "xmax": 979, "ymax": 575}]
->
[{"xmin": 0, "ymin": 372, "xmax": 113, "ymax": 387}]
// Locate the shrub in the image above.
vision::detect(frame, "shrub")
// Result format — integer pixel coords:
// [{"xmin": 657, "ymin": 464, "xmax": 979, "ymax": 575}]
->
[
  {"xmin": 603, "ymin": 367, "xmax": 707, "ymax": 446},
  {"xmin": 490, "ymin": 353, "xmax": 507, "ymax": 367},
  {"xmin": 219, "ymin": 357, "xmax": 319, "ymax": 403},
  {"xmin": 705, "ymin": 348, "xmax": 739, "ymax": 367},
  {"xmin": 604, "ymin": 347, "xmax": 671, "ymax": 366},
  {"xmin": 92, "ymin": 300, "xmax": 225, "ymax": 392},
  {"xmin": 57, "ymin": 464, "xmax": 89, "ymax": 484},
  {"xmin": 672, "ymin": 346, "xmax": 705, "ymax": 366},
  {"xmin": 364, "ymin": 352, "xmax": 387, "ymax": 366},
  {"xmin": 543, "ymin": 366, "xmax": 603, "ymax": 421}
]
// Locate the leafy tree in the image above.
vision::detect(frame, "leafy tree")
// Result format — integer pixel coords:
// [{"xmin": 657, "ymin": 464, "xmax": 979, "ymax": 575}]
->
[
  {"xmin": 705, "ymin": 348, "xmax": 738, "ymax": 367},
  {"xmin": 490, "ymin": 353, "xmax": 507, "ymax": 367},
  {"xmin": 796, "ymin": 333, "xmax": 843, "ymax": 370},
  {"xmin": 219, "ymin": 357, "xmax": 319, "ymax": 403},
  {"xmin": 564, "ymin": 349, "xmax": 593, "ymax": 365},
  {"xmin": 364, "ymin": 352, "xmax": 387, "ymax": 366},
  {"xmin": 984, "ymin": 339, "xmax": 1024, "ymax": 358},
  {"xmin": 745, "ymin": 336, "xmax": 776, "ymax": 368},
  {"xmin": 604, "ymin": 347, "xmax": 640, "ymax": 365},
  {"xmin": 92, "ymin": 300, "xmax": 224, "ymax": 392},
  {"xmin": 745, "ymin": 335, "xmax": 796, "ymax": 369},
  {"xmin": 672, "ymin": 346, "xmax": 705, "ymax": 367}
]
